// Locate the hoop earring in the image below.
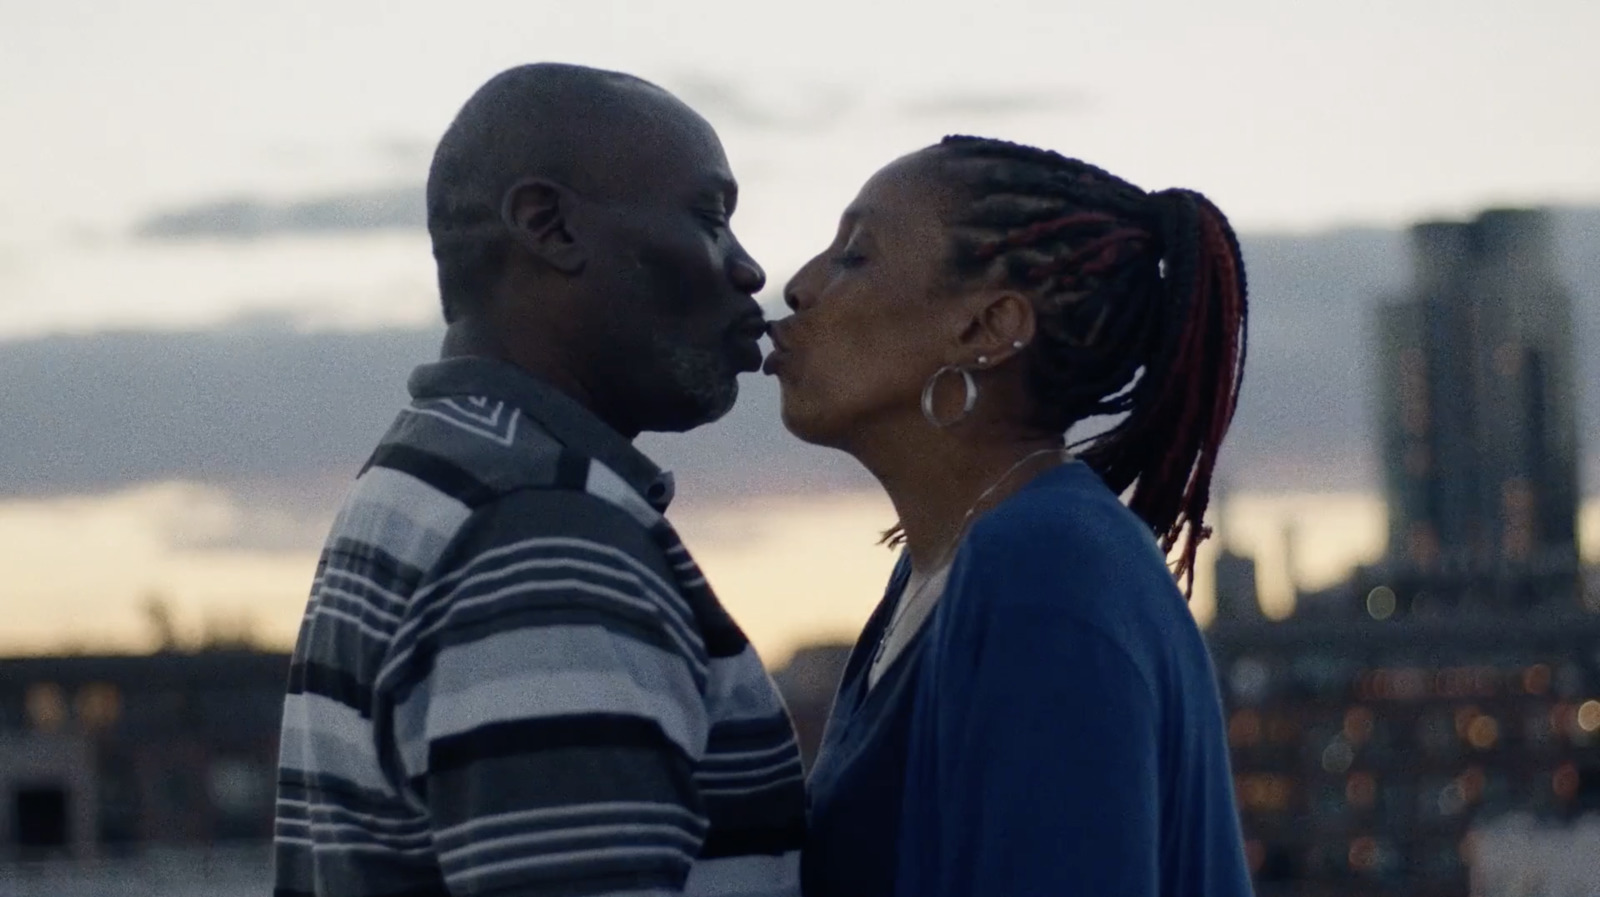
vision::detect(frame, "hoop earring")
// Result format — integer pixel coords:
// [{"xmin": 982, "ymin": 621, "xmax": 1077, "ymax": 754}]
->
[{"xmin": 921, "ymin": 365, "xmax": 978, "ymax": 428}]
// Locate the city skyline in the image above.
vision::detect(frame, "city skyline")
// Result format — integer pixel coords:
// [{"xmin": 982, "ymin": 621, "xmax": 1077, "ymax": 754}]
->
[
  {"xmin": 5, "ymin": 6, "xmax": 1600, "ymax": 893},
  {"xmin": 4, "ymin": 2, "xmax": 1600, "ymax": 662},
  {"xmin": 1203, "ymin": 209, "xmax": 1598, "ymax": 894}
]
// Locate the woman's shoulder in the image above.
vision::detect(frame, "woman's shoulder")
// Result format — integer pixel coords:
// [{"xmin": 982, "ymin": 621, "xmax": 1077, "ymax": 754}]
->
[
  {"xmin": 953, "ymin": 462, "xmax": 1191, "ymax": 637},
  {"xmin": 966, "ymin": 463, "xmax": 1163, "ymax": 569}
]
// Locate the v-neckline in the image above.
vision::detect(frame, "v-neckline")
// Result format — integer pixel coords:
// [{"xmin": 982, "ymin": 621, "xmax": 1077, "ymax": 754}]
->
[{"xmin": 844, "ymin": 555, "xmax": 923, "ymax": 716}]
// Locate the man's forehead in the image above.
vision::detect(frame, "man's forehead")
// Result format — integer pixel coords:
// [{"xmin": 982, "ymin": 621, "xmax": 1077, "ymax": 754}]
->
[
  {"xmin": 700, "ymin": 172, "xmax": 738, "ymax": 201},
  {"xmin": 585, "ymin": 98, "xmax": 732, "ymax": 200}
]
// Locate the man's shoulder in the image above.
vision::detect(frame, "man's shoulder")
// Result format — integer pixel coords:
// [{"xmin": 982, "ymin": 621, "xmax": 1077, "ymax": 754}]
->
[
  {"xmin": 325, "ymin": 393, "xmax": 665, "ymax": 589},
  {"xmin": 375, "ymin": 390, "xmax": 671, "ymax": 527},
  {"xmin": 371, "ymin": 393, "xmax": 571, "ymax": 505}
]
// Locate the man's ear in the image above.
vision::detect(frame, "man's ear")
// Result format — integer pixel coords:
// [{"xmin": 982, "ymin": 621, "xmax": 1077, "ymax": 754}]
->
[{"xmin": 500, "ymin": 177, "xmax": 586, "ymax": 275}]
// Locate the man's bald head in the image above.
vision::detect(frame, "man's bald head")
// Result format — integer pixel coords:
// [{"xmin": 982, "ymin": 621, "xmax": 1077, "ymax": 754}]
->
[
  {"xmin": 427, "ymin": 63, "xmax": 722, "ymax": 320},
  {"xmin": 425, "ymin": 63, "xmax": 767, "ymax": 437}
]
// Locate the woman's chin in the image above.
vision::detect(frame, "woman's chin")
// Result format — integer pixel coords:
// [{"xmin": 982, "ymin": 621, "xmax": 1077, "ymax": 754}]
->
[{"xmin": 776, "ymin": 396, "xmax": 835, "ymax": 447}]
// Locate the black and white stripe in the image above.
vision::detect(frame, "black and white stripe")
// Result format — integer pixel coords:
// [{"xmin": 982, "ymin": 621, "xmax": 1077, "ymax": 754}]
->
[{"xmin": 273, "ymin": 362, "xmax": 804, "ymax": 897}]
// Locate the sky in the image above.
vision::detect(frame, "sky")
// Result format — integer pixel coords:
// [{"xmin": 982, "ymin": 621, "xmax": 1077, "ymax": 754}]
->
[{"xmin": 2, "ymin": 0, "xmax": 1598, "ymax": 661}]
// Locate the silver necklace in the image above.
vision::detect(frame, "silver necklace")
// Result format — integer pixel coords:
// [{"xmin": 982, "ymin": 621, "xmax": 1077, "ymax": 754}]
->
[{"xmin": 870, "ymin": 446, "xmax": 1071, "ymax": 672}]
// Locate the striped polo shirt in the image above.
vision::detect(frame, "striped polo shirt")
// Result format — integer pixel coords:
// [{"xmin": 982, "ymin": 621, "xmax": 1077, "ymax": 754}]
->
[{"xmin": 273, "ymin": 356, "xmax": 806, "ymax": 897}]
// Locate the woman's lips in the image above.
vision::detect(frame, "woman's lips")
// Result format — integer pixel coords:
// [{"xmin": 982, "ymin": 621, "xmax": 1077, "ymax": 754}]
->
[{"xmin": 764, "ymin": 323, "xmax": 795, "ymax": 377}]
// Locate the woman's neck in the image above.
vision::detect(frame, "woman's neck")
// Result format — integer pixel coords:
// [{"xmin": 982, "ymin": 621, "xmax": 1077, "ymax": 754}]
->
[{"xmin": 852, "ymin": 419, "xmax": 1065, "ymax": 573}]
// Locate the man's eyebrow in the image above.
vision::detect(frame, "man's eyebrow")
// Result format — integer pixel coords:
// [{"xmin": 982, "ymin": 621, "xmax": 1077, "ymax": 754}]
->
[{"xmin": 701, "ymin": 175, "xmax": 738, "ymax": 212}]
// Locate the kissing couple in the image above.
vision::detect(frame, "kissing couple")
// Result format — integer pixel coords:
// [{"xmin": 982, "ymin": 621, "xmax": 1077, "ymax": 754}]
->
[{"xmin": 273, "ymin": 63, "xmax": 1253, "ymax": 897}]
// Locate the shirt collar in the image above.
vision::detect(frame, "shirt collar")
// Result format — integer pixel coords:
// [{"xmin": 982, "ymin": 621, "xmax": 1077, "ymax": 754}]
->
[{"xmin": 408, "ymin": 356, "xmax": 676, "ymax": 511}]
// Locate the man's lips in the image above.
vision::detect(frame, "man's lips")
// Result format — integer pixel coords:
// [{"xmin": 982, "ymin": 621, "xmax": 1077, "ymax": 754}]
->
[
  {"xmin": 728, "ymin": 316, "xmax": 768, "ymax": 373},
  {"xmin": 731, "ymin": 315, "xmax": 769, "ymax": 342},
  {"xmin": 729, "ymin": 336, "xmax": 764, "ymax": 372},
  {"xmin": 762, "ymin": 323, "xmax": 793, "ymax": 376}
]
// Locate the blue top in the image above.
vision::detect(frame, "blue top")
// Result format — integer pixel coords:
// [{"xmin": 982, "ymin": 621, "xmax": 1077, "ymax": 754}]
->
[{"xmin": 804, "ymin": 462, "xmax": 1252, "ymax": 897}]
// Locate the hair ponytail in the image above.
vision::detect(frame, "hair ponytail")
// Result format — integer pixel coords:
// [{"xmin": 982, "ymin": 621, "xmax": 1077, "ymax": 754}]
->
[
  {"xmin": 935, "ymin": 137, "xmax": 1248, "ymax": 597},
  {"xmin": 1080, "ymin": 189, "xmax": 1248, "ymax": 594}
]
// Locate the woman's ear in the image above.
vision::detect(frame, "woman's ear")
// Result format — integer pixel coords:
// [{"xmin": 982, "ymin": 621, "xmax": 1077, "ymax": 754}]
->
[{"xmin": 955, "ymin": 290, "xmax": 1036, "ymax": 367}]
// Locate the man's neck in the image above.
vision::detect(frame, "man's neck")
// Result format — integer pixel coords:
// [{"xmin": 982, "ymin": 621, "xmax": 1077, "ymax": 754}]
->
[{"xmin": 441, "ymin": 316, "xmax": 638, "ymax": 440}]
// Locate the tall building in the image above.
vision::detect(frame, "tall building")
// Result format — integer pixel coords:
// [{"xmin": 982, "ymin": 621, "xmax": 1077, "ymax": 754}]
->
[
  {"xmin": 1207, "ymin": 205, "xmax": 1597, "ymax": 895},
  {"xmin": 1214, "ymin": 548, "xmax": 1263, "ymax": 624},
  {"xmin": 1209, "ymin": 487, "xmax": 1265, "ymax": 626},
  {"xmin": 1375, "ymin": 209, "xmax": 1581, "ymax": 610}
]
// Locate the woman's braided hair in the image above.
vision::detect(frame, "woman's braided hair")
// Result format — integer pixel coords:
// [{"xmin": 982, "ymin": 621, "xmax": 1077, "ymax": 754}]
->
[{"xmin": 934, "ymin": 136, "xmax": 1248, "ymax": 596}]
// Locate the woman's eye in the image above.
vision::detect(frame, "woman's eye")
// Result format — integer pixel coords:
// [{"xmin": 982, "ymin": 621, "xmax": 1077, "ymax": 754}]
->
[{"xmin": 834, "ymin": 250, "xmax": 867, "ymax": 269}]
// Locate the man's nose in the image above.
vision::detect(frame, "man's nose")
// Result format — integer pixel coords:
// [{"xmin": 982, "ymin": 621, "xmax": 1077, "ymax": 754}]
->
[{"xmin": 729, "ymin": 253, "xmax": 766, "ymax": 295}]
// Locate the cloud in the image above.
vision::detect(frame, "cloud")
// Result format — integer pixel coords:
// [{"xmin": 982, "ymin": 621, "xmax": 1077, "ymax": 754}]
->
[
  {"xmin": 372, "ymin": 135, "xmax": 433, "ymax": 166},
  {"xmin": 897, "ymin": 88, "xmax": 1090, "ymax": 120},
  {"xmin": 666, "ymin": 73, "xmax": 855, "ymax": 131},
  {"xmin": 664, "ymin": 74, "xmax": 1085, "ymax": 131},
  {"xmin": 0, "ymin": 245, "xmax": 26, "ymax": 285},
  {"xmin": 134, "ymin": 185, "xmax": 424, "ymax": 240},
  {"xmin": 6, "ymin": 210, "xmax": 1597, "ymax": 524},
  {"xmin": 0, "ymin": 320, "xmax": 431, "ymax": 497},
  {"xmin": 668, "ymin": 74, "xmax": 785, "ymax": 128},
  {"xmin": 0, "ymin": 316, "xmax": 869, "ymax": 509},
  {"xmin": 156, "ymin": 479, "xmax": 369, "ymax": 554},
  {"xmin": 122, "ymin": 81, "xmax": 1085, "ymax": 244}
]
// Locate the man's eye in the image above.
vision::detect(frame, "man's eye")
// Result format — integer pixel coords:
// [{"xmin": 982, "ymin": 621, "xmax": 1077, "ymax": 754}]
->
[
  {"xmin": 834, "ymin": 250, "xmax": 867, "ymax": 269},
  {"xmin": 698, "ymin": 210, "xmax": 729, "ymax": 231}
]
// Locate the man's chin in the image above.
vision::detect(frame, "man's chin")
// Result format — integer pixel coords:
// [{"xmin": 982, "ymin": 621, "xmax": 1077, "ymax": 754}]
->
[
  {"xmin": 700, "ymin": 377, "xmax": 742, "ymax": 423},
  {"xmin": 642, "ymin": 379, "xmax": 739, "ymax": 434}
]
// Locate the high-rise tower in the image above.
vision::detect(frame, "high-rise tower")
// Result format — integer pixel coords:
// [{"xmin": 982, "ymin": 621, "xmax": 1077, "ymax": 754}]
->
[{"xmin": 1375, "ymin": 209, "xmax": 1580, "ymax": 607}]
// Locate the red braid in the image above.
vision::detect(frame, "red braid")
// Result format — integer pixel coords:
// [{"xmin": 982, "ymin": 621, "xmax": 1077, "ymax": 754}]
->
[
  {"xmin": 932, "ymin": 136, "xmax": 1249, "ymax": 600},
  {"xmin": 1150, "ymin": 198, "xmax": 1248, "ymax": 593}
]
